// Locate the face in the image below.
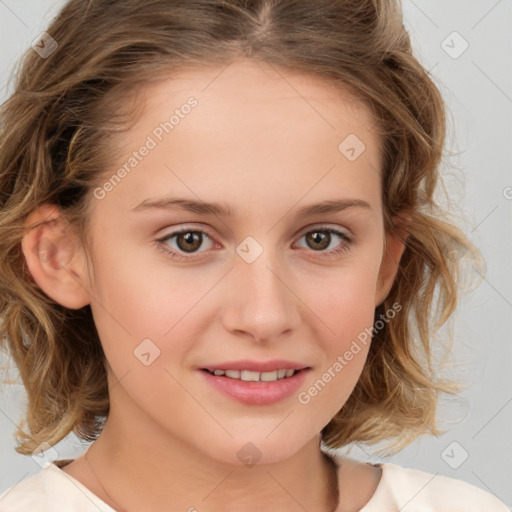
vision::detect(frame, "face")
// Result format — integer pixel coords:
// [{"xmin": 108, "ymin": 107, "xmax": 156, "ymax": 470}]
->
[{"xmin": 64, "ymin": 59, "xmax": 399, "ymax": 465}]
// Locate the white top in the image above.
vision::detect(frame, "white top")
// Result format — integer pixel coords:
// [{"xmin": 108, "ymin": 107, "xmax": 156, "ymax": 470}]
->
[{"xmin": 0, "ymin": 456, "xmax": 509, "ymax": 511}]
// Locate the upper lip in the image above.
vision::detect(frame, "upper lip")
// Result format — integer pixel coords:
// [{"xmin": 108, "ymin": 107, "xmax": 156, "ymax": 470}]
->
[{"xmin": 200, "ymin": 359, "xmax": 310, "ymax": 372}]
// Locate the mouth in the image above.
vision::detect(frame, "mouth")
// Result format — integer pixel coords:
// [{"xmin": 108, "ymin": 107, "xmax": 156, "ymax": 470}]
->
[{"xmin": 198, "ymin": 361, "xmax": 311, "ymax": 405}]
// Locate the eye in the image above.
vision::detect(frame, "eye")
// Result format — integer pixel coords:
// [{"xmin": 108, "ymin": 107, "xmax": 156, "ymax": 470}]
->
[
  {"xmin": 294, "ymin": 227, "xmax": 352, "ymax": 257},
  {"xmin": 155, "ymin": 228, "xmax": 216, "ymax": 261},
  {"xmin": 155, "ymin": 225, "xmax": 352, "ymax": 262}
]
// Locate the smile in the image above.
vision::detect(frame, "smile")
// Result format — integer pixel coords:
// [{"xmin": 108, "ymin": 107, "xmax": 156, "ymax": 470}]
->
[
  {"xmin": 200, "ymin": 367, "xmax": 310, "ymax": 405},
  {"xmin": 203, "ymin": 368, "xmax": 298, "ymax": 382}
]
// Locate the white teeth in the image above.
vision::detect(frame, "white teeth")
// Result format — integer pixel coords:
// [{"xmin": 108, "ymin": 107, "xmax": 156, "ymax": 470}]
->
[
  {"xmin": 241, "ymin": 370, "xmax": 260, "ymax": 382},
  {"xmin": 260, "ymin": 370, "xmax": 278, "ymax": 382},
  {"xmin": 207, "ymin": 368, "xmax": 299, "ymax": 381}
]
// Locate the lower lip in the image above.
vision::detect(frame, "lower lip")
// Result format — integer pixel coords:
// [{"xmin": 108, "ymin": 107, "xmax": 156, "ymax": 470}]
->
[{"xmin": 199, "ymin": 369, "xmax": 310, "ymax": 405}]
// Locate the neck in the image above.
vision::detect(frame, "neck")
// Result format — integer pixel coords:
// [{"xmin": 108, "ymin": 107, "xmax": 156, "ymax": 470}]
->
[{"xmin": 84, "ymin": 407, "xmax": 339, "ymax": 512}]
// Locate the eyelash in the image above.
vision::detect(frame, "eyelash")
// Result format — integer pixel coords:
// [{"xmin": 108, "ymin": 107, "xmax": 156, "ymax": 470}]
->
[{"xmin": 154, "ymin": 226, "xmax": 352, "ymax": 262}]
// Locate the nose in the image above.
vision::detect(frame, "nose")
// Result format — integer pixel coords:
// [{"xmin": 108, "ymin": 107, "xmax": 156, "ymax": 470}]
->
[{"xmin": 221, "ymin": 243, "xmax": 301, "ymax": 343}]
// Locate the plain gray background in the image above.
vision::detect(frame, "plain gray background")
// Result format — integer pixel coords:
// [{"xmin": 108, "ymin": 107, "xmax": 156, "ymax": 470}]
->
[{"xmin": 0, "ymin": 0, "xmax": 511, "ymax": 508}]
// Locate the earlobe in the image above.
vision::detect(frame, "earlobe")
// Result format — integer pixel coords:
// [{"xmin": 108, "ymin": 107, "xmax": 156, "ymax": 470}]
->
[
  {"xmin": 21, "ymin": 204, "xmax": 91, "ymax": 309},
  {"xmin": 375, "ymin": 221, "xmax": 409, "ymax": 307}
]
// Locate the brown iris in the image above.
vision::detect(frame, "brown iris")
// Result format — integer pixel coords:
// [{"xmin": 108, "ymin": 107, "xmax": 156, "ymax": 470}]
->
[
  {"xmin": 176, "ymin": 231, "xmax": 203, "ymax": 253},
  {"xmin": 306, "ymin": 231, "xmax": 331, "ymax": 251}
]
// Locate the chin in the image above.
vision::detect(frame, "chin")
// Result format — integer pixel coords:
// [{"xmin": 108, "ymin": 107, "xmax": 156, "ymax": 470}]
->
[{"xmin": 197, "ymin": 427, "xmax": 317, "ymax": 468}]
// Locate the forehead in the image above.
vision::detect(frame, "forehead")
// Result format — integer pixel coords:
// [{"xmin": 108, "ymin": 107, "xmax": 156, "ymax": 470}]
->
[
  {"xmin": 95, "ymin": 59, "xmax": 382, "ymax": 219},
  {"xmin": 138, "ymin": 59, "xmax": 378, "ymax": 134}
]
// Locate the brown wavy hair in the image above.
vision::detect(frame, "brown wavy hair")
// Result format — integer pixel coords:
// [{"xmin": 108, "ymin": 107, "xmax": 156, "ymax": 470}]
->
[{"xmin": 0, "ymin": 0, "xmax": 481, "ymax": 456}]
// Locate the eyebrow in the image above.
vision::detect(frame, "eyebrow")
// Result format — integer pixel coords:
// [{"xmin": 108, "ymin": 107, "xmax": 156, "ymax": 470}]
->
[{"xmin": 131, "ymin": 197, "xmax": 371, "ymax": 217}]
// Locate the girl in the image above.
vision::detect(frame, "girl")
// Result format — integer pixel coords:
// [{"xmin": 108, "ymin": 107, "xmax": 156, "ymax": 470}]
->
[{"xmin": 0, "ymin": 1, "xmax": 508, "ymax": 510}]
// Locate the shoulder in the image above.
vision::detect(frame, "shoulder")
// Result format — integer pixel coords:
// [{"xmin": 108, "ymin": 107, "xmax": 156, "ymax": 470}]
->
[
  {"xmin": 333, "ymin": 454, "xmax": 510, "ymax": 512},
  {"xmin": 375, "ymin": 462, "xmax": 509, "ymax": 511},
  {"xmin": 0, "ymin": 460, "xmax": 114, "ymax": 512}
]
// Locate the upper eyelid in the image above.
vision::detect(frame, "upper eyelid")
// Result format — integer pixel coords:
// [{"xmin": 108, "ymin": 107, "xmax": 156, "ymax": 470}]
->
[
  {"xmin": 303, "ymin": 225, "xmax": 351, "ymax": 238},
  {"xmin": 159, "ymin": 223, "xmax": 351, "ymax": 238}
]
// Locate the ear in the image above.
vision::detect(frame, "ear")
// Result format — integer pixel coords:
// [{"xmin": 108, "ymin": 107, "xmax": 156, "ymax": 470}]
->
[
  {"xmin": 374, "ymin": 216, "xmax": 409, "ymax": 307},
  {"xmin": 21, "ymin": 203, "xmax": 92, "ymax": 309}
]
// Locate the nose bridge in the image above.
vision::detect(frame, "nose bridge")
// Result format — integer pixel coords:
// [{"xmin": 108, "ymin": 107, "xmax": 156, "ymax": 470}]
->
[{"xmin": 223, "ymin": 235, "xmax": 300, "ymax": 340}]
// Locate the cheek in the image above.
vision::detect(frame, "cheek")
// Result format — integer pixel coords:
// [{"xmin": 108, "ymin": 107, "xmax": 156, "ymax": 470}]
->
[
  {"xmin": 301, "ymin": 254, "xmax": 382, "ymax": 339},
  {"xmin": 88, "ymin": 246, "xmax": 215, "ymax": 383},
  {"xmin": 297, "ymin": 254, "xmax": 381, "ymax": 396}
]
